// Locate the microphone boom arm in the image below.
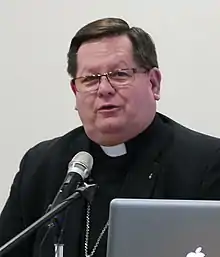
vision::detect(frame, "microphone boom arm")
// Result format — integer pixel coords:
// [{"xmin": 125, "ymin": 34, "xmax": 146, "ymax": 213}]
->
[{"xmin": 0, "ymin": 183, "xmax": 97, "ymax": 257}]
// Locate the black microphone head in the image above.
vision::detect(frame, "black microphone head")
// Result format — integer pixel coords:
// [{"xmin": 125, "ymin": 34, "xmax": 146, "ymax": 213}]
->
[{"xmin": 68, "ymin": 151, "xmax": 93, "ymax": 179}]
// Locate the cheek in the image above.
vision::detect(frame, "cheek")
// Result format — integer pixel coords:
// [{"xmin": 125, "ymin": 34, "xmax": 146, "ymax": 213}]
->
[
  {"xmin": 76, "ymin": 95, "xmax": 96, "ymax": 120},
  {"xmin": 124, "ymin": 86, "xmax": 155, "ymax": 114},
  {"xmin": 117, "ymin": 89, "xmax": 138, "ymax": 118}
]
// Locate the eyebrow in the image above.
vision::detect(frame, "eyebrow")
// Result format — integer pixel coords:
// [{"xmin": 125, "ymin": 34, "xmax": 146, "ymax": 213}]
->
[{"xmin": 77, "ymin": 61, "xmax": 131, "ymax": 76}]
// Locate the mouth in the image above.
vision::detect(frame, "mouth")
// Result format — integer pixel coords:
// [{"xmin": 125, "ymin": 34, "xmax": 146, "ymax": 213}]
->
[{"xmin": 97, "ymin": 105, "xmax": 120, "ymax": 112}]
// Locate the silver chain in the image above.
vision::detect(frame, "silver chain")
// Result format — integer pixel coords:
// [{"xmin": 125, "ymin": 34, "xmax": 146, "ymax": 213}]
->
[{"xmin": 84, "ymin": 203, "xmax": 109, "ymax": 257}]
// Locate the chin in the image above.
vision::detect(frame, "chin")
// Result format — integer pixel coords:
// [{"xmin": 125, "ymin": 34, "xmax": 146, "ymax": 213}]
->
[
  {"xmin": 97, "ymin": 121, "xmax": 124, "ymax": 134},
  {"xmin": 85, "ymin": 123, "xmax": 126, "ymax": 145},
  {"xmin": 93, "ymin": 134, "xmax": 126, "ymax": 146}
]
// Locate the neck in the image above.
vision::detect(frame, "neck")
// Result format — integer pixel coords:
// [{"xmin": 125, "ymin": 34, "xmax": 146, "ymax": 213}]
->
[{"xmin": 100, "ymin": 143, "xmax": 127, "ymax": 157}]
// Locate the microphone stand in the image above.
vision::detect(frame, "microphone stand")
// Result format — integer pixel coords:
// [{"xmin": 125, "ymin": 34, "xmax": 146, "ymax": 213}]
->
[{"xmin": 0, "ymin": 183, "xmax": 97, "ymax": 257}]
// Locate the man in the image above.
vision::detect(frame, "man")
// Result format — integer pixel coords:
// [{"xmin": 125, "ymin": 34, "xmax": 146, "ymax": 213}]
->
[{"xmin": 0, "ymin": 17, "xmax": 220, "ymax": 257}]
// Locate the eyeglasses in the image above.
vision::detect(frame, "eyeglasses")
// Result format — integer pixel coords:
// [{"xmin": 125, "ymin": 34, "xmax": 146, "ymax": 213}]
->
[{"xmin": 71, "ymin": 68, "xmax": 148, "ymax": 93}]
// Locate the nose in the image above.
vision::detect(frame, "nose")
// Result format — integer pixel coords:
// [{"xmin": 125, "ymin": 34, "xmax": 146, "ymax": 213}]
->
[{"xmin": 97, "ymin": 75, "xmax": 116, "ymax": 97}]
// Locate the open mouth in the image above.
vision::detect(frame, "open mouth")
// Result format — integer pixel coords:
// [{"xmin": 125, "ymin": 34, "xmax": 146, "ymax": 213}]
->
[
  {"xmin": 98, "ymin": 105, "xmax": 120, "ymax": 112},
  {"xmin": 100, "ymin": 105, "xmax": 117, "ymax": 110}
]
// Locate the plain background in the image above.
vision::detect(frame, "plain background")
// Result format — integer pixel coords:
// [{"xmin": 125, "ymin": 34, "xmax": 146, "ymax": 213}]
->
[{"xmin": 0, "ymin": 1, "xmax": 220, "ymax": 211}]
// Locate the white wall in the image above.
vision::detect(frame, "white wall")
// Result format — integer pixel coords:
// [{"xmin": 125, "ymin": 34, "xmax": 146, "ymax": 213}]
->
[{"xmin": 0, "ymin": 0, "xmax": 220, "ymax": 211}]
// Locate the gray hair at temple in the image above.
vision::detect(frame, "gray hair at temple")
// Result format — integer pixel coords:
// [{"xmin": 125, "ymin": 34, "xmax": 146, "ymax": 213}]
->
[{"xmin": 67, "ymin": 17, "xmax": 159, "ymax": 78}]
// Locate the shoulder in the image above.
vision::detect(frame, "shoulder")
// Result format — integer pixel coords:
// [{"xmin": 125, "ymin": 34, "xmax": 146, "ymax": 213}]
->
[
  {"xmin": 158, "ymin": 113, "xmax": 220, "ymax": 179},
  {"xmin": 19, "ymin": 126, "xmax": 85, "ymax": 176},
  {"xmin": 158, "ymin": 113, "xmax": 220, "ymax": 153},
  {"xmin": 12, "ymin": 126, "xmax": 87, "ymax": 218},
  {"xmin": 158, "ymin": 113, "xmax": 220, "ymax": 199},
  {"xmin": 27, "ymin": 126, "xmax": 85, "ymax": 153}
]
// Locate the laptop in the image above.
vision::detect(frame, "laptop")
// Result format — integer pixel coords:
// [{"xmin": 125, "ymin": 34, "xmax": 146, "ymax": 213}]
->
[{"xmin": 106, "ymin": 198, "xmax": 220, "ymax": 257}]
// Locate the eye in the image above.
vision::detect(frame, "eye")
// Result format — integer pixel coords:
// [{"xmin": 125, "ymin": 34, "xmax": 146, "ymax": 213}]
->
[
  {"xmin": 111, "ymin": 70, "xmax": 132, "ymax": 78},
  {"xmin": 81, "ymin": 75, "xmax": 98, "ymax": 84}
]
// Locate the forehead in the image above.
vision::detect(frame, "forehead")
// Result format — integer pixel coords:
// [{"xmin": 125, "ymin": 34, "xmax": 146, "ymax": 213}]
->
[{"xmin": 76, "ymin": 35, "xmax": 135, "ymax": 75}]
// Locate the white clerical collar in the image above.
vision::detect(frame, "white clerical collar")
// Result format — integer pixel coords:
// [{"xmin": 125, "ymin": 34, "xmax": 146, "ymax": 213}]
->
[{"xmin": 100, "ymin": 143, "xmax": 127, "ymax": 157}]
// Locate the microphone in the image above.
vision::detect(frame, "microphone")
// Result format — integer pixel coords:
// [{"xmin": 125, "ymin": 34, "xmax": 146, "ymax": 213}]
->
[
  {"xmin": 0, "ymin": 152, "xmax": 95, "ymax": 257},
  {"xmin": 49, "ymin": 151, "xmax": 93, "ymax": 210}
]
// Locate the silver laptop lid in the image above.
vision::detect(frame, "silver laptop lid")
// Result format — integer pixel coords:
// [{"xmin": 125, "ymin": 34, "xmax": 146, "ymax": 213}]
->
[{"xmin": 106, "ymin": 199, "xmax": 220, "ymax": 257}]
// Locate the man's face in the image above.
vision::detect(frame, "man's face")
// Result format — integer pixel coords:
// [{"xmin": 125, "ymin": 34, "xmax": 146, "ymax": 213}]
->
[{"xmin": 73, "ymin": 35, "xmax": 161, "ymax": 146}]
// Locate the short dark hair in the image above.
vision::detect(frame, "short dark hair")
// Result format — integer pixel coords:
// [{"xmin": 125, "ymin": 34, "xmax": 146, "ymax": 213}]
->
[{"xmin": 67, "ymin": 17, "xmax": 159, "ymax": 78}]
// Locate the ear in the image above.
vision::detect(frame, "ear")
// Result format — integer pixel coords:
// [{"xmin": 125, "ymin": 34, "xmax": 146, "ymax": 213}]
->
[
  {"xmin": 70, "ymin": 80, "xmax": 78, "ymax": 110},
  {"xmin": 149, "ymin": 68, "xmax": 161, "ymax": 101},
  {"xmin": 70, "ymin": 80, "xmax": 77, "ymax": 95}
]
